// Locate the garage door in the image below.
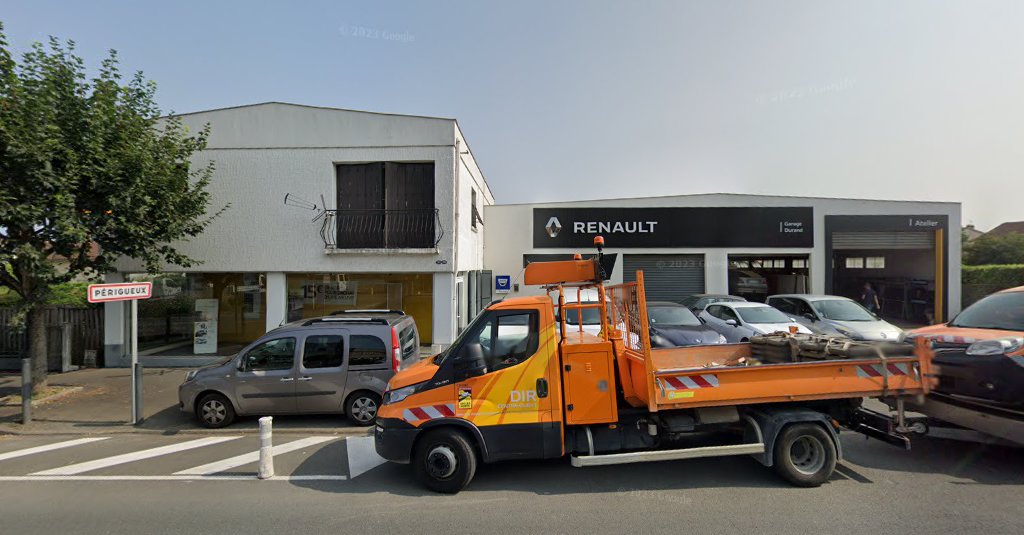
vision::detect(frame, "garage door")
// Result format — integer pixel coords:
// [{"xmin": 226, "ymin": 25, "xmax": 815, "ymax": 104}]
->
[
  {"xmin": 832, "ymin": 231, "xmax": 935, "ymax": 250},
  {"xmin": 623, "ymin": 254, "xmax": 705, "ymax": 302}
]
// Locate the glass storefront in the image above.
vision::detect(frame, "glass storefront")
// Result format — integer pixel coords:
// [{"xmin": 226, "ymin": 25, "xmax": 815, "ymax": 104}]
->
[
  {"xmin": 129, "ymin": 272, "xmax": 267, "ymax": 356},
  {"xmin": 285, "ymin": 273, "xmax": 434, "ymax": 344}
]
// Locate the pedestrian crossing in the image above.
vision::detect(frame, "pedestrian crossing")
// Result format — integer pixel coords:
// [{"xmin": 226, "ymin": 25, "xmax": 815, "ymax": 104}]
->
[{"xmin": 0, "ymin": 434, "xmax": 384, "ymax": 481}]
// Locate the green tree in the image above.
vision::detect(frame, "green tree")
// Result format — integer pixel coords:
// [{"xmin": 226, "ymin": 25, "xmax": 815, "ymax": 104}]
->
[
  {"xmin": 0, "ymin": 25, "xmax": 224, "ymax": 389},
  {"xmin": 963, "ymin": 233, "xmax": 1024, "ymax": 265}
]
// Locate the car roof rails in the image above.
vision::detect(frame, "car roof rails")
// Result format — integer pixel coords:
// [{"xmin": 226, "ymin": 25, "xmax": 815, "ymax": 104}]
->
[
  {"xmin": 301, "ymin": 317, "xmax": 390, "ymax": 326},
  {"xmin": 328, "ymin": 309, "xmax": 406, "ymax": 316}
]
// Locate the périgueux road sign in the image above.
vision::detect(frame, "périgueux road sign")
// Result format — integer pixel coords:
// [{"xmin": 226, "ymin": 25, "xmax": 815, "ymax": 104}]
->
[{"xmin": 87, "ymin": 282, "xmax": 153, "ymax": 303}]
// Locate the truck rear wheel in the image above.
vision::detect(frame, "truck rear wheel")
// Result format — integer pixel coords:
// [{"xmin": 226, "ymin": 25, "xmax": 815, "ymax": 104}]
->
[
  {"xmin": 413, "ymin": 429, "xmax": 477, "ymax": 494},
  {"xmin": 772, "ymin": 423, "xmax": 836, "ymax": 487}
]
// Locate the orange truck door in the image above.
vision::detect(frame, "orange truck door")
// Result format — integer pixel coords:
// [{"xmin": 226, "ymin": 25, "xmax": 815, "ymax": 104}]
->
[{"xmin": 453, "ymin": 307, "xmax": 561, "ymax": 460}]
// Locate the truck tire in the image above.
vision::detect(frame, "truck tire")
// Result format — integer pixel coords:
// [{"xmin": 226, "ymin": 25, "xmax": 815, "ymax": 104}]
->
[
  {"xmin": 772, "ymin": 423, "xmax": 836, "ymax": 487},
  {"xmin": 413, "ymin": 428, "xmax": 477, "ymax": 494}
]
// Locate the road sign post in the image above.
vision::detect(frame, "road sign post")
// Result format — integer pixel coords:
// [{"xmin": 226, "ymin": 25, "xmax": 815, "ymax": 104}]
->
[{"xmin": 88, "ymin": 282, "xmax": 153, "ymax": 425}]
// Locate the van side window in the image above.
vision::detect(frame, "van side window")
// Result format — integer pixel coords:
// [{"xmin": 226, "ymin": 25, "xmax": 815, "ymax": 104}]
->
[
  {"xmin": 244, "ymin": 338, "xmax": 296, "ymax": 372},
  {"xmin": 303, "ymin": 335, "xmax": 344, "ymax": 369},
  {"xmin": 350, "ymin": 335, "xmax": 387, "ymax": 366}
]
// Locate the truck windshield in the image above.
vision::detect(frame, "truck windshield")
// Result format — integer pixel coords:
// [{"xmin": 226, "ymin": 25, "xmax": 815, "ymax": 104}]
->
[
  {"xmin": 811, "ymin": 300, "xmax": 876, "ymax": 321},
  {"xmin": 736, "ymin": 306, "xmax": 790, "ymax": 324},
  {"xmin": 948, "ymin": 292, "xmax": 1024, "ymax": 331},
  {"xmin": 648, "ymin": 306, "xmax": 702, "ymax": 326}
]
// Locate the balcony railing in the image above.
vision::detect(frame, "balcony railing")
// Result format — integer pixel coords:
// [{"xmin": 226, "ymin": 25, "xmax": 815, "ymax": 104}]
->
[{"xmin": 321, "ymin": 209, "xmax": 443, "ymax": 250}]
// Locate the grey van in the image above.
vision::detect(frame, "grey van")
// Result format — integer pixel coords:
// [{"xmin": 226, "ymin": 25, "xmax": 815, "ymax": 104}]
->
[{"xmin": 178, "ymin": 310, "xmax": 420, "ymax": 428}]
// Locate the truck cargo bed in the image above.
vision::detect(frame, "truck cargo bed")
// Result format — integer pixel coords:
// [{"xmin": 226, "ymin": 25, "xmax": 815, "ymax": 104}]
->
[{"xmin": 606, "ymin": 276, "xmax": 936, "ymax": 412}]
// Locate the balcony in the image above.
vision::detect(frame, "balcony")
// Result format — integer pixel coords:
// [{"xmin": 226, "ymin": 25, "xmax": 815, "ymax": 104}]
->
[{"xmin": 321, "ymin": 209, "xmax": 442, "ymax": 252}]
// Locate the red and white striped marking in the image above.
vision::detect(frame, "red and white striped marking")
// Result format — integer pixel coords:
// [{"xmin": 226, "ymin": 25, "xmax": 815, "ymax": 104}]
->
[
  {"xmin": 661, "ymin": 374, "xmax": 720, "ymax": 391},
  {"xmin": 402, "ymin": 404, "xmax": 456, "ymax": 423},
  {"xmin": 855, "ymin": 362, "xmax": 916, "ymax": 379}
]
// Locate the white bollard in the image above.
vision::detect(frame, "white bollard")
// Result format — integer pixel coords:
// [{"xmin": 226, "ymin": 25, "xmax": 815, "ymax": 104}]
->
[{"xmin": 258, "ymin": 416, "xmax": 274, "ymax": 479}]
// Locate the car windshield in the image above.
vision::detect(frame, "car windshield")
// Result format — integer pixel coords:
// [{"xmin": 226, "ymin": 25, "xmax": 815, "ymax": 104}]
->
[
  {"xmin": 648, "ymin": 306, "xmax": 702, "ymax": 326},
  {"xmin": 736, "ymin": 306, "xmax": 790, "ymax": 324},
  {"xmin": 948, "ymin": 292, "xmax": 1024, "ymax": 331},
  {"xmin": 812, "ymin": 300, "xmax": 876, "ymax": 321},
  {"xmin": 562, "ymin": 306, "xmax": 602, "ymax": 326}
]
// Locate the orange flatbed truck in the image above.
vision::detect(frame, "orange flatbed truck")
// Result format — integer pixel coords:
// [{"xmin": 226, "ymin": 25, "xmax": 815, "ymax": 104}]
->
[{"xmin": 375, "ymin": 238, "xmax": 937, "ymax": 493}]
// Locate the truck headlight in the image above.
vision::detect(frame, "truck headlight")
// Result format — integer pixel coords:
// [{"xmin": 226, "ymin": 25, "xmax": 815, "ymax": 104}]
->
[
  {"xmin": 965, "ymin": 337, "xmax": 1024, "ymax": 356},
  {"xmin": 383, "ymin": 384, "xmax": 420, "ymax": 405}
]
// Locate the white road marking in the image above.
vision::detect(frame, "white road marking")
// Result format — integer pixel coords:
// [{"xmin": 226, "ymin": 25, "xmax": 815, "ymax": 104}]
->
[
  {"xmin": 0, "ymin": 474, "xmax": 348, "ymax": 482},
  {"xmin": 174, "ymin": 436, "xmax": 337, "ymax": 475},
  {"xmin": 0, "ymin": 437, "xmax": 110, "ymax": 463},
  {"xmin": 346, "ymin": 436, "xmax": 386, "ymax": 478},
  {"xmin": 31, "ymin": 436, "xmax": 242, "ymax": 476}
]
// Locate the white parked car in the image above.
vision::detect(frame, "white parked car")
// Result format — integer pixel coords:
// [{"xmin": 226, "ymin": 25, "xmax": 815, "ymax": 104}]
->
[
  {"xmin": 553, "ymin": 288, "xmax": 605, "ymax": 337},
  {"xmin": 767, "ymin": 294, "xmax": 903, "ymax": 341},
  {"xmin": 699, "ymin": 302, "xmax": 812, "ymax": 343}
]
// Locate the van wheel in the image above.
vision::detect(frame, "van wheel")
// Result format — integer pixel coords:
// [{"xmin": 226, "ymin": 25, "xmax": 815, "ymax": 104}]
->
[
  {"xmin": 196, "ymin": 393, "xmax": 236, "ymax": 429},
  {"xmin": 772, "ymin": 423, "xmax": 836, "ymax": 487},
  {"xmin": 346, "ymin": 392, "xmax": 380, "ymax": 426},
  {"xmin": 413, "ymin": 429, "xmax": 477, "ymax": 494}
]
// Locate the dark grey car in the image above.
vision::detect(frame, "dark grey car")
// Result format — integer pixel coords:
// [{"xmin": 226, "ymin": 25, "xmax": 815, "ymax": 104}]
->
[{"xmin": 179, "ymin": 310, "xmax": 420, "ymax": 428}]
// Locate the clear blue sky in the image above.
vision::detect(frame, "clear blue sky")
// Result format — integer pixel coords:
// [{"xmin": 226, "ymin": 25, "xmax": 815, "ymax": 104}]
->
[{"xmin": 3, "ymin": 0, "xmax": 1022, "ymax": 229}]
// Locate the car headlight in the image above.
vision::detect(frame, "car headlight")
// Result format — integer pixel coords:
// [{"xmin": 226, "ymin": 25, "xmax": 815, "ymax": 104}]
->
[
  {"xmin": 184, "ymin": 370, "xmax": 198, "ymax": 382},
  {"xmin": 383, "ymin": 383, "xmax": 420, "ymax": 405},
  {"xmin": 965, "ymin": 337, "xmax": 1024, "ymax": 356}
]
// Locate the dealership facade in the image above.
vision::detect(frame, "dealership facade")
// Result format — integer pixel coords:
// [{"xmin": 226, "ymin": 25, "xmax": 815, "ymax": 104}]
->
[
  {"xmin": 102, "ymin": 103, "xmax": 961, "ymax": 365},
  {"xmin": 484, "ymin": 194, "xmax": 961, "ymax": 327}
]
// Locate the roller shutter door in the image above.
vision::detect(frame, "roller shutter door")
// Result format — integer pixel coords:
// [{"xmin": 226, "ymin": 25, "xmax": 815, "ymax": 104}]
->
[
  {"xmin": 623, "ymin": 254, "xmax": 705, "ymax": 302},
  {"xmin": 832, "ymin": 231, "xmax": 935, "ymax": 250}
]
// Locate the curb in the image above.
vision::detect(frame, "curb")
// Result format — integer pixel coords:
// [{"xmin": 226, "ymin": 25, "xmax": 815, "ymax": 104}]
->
[{"xmin": 0, "ymin": 425, "xmax": 373, "ymax": 437}]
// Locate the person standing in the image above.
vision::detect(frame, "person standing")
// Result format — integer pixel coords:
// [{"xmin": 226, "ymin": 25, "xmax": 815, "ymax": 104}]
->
[{"xmin": 861, "ymin": 282, "xmax": 881, "ymax": 314}]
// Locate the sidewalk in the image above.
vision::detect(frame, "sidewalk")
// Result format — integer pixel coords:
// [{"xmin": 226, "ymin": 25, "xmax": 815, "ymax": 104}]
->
[{"xmin": 0, "ymin": 368, "xmax": 370, "ymax": 437}]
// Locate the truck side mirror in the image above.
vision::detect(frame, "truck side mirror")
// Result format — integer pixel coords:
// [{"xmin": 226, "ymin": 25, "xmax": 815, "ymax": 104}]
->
[{"xmin": 454, "ymin": 343, "xmax": 487, "ymax": 380}]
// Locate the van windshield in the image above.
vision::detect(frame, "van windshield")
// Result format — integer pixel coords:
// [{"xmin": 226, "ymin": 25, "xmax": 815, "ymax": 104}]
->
[
  {"xmin": 948, "ymin": 292, "xmax": 1024, "ymax": 331},
  {"xmin": 812, "ymin": 300, "xmax": 876, "ymax": 321}
]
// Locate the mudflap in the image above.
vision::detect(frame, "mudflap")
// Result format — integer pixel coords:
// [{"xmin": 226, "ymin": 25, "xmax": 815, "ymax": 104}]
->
[{"xmin": 846, "ymin": 406, "xmax": 912, "ymax": 450}]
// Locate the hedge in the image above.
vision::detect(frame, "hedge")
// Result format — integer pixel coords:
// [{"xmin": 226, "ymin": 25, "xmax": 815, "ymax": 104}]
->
[
  {"xmin": 0, "ymin": 282, "xmax": 94, "ymax": 308},
  {"xmin": 962, "ymin": 264, "xmax": 1024, "ymax": 306}
]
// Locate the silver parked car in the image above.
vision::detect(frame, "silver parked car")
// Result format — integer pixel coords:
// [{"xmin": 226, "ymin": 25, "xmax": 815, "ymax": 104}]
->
[
  {"xmin": 767, "ymin": 294, "xmax": 903, "ymax": 341},
  {"xmin": 699, "ymin": 302, "xmax": 812, "ymax": 343},
  {"xmin": 179, "ymin": 310, "xmax": 420, "ymax": 428}
]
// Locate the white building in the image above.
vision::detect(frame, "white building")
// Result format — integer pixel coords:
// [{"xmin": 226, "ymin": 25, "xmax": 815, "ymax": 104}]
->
[
  {"xmin": 485, "ymin": 194, "xmax": 961, "ymax": 325},
  {"xmin": 104, "ymin": 102, "xmax": 493, "ymax": 365}
]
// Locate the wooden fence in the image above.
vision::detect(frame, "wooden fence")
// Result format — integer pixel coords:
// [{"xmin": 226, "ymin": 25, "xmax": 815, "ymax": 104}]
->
[{"xmin": 0, "ymin": 306, "xmax": 103, "ymax": 370}]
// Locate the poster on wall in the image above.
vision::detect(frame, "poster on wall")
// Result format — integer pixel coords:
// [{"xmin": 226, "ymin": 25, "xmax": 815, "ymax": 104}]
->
[
  {"xmin": 193, "ymin": 321, "xmax": 217, "ymax": 354},
  {"xmin": 303, "ymin": 281, "xmax": 358, "ymax": 305},
  {"xmin": 241, "ymin": 274, "xmax": 263, "ymax": 320},
  {"xmin": 194, "ymin": 298, "xmax": 219, "ymax": 354}
]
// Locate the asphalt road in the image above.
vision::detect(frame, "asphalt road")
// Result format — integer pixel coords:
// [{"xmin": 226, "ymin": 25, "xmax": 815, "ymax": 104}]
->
[{"xmin": 0, "ymin": 430, "xmax": 1021, "ymax": 534}]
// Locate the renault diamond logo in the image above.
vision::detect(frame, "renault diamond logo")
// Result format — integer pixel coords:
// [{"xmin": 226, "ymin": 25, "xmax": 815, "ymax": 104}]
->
[{"xmin": 545, "ymin": 217, "xmax": 562, "ymax": 238}]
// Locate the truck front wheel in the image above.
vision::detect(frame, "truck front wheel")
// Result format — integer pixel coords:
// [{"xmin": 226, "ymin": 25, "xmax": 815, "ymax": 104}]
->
[
  {"xmin": 772, "ymin": 423, "xmax": 836, "ymax": 487},
  {"xmin": 413, "ymin": 429, "xmax": 477, "ymax": 494}
]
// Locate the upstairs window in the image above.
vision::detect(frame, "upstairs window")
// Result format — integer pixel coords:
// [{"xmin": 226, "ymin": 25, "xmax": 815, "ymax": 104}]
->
[{"xmin": 335, "ymin": 162, "xmax": 436, "ymax": 248}]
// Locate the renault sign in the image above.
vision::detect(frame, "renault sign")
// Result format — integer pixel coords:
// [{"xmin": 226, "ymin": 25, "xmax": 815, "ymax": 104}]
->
[{"xmin": 533, "ymin": 207, "xmax": 814, "ymax": 248}]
